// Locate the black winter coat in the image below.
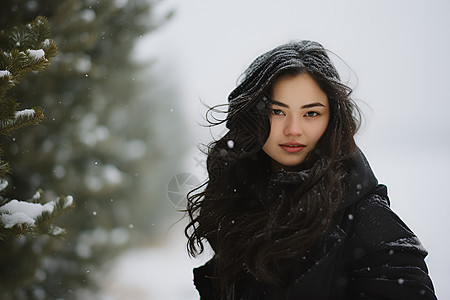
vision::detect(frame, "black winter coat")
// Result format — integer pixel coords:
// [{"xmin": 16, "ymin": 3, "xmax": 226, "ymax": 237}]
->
[{"xmin": 193, "ymin": 150, "xmax": 437, "ymax": 299}]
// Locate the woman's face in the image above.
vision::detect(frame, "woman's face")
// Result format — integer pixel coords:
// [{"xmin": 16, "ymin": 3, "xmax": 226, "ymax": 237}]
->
[{"xmin": 262, "ymin": 73, "xmax": 330, "ymax": 171}]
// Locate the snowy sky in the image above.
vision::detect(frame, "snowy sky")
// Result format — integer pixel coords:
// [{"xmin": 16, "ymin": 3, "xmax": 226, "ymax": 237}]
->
[{"xmin": 131, "ymin": 0, "xmax": 450, "ymax": 298}]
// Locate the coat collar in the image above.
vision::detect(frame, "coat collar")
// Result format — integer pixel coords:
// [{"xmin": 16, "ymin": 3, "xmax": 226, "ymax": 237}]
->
[
  {"xmin": 266, "ymin": 147, "xmax": 379, "ymax": 209},
  {"xmin": 342, "ymin": 147, "xmax": 379, "ymax": 208},
  {"xmin": 270, "ymin": 148, "xmax": 380, "ymax": 299}
]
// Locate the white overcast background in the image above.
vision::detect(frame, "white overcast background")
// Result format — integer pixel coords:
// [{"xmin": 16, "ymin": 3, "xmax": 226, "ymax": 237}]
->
[{"xmin": 102, "ymin": 1, "xmax": 450, "ymax": 299}]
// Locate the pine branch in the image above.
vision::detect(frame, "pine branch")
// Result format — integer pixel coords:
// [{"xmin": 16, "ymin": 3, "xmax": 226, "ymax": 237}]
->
[
  {"xmin": 0, "ymin": 16, "xmax": 69, "ymax": 240},
  {"xmin": 0, "ymin": 16, "xmax": 58, "ymax": 93},
  {"xmin": 0, "ymin": 16, "xmax": 55, "ymax": 148},
  {"xmin": 0, "ymin": 157, "xmax": 10, "ymax": 180},
  {"xmin": 0, "ymin": 184, "xmax": 75, "ymax": 240},
  {"xmin": 0, "ymin": 106, "xmax": 45, "ymax": 136}
]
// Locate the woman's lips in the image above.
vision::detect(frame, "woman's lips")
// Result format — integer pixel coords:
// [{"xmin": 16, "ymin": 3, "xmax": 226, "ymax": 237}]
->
[{"xmin": 280, "ymin": 142, "xmax": 306, "ymax": 153}]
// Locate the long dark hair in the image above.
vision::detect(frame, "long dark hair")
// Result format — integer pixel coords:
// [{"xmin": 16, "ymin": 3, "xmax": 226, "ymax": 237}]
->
[{"xmin": 185, "ymin": 40, "xmax": 361, "ymax": 297}]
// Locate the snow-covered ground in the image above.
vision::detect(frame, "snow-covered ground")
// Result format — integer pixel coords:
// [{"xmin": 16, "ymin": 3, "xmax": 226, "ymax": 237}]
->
[
  {"xmin": 101, "ymin": 219, "xmax": 212, "ymax": 300},
  {"xmin": 102, "ymin": 0, "xmax": 449, "ymax": 299}
]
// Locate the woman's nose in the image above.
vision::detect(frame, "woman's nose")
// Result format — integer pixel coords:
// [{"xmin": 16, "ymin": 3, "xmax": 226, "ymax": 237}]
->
[{"xmin": 283, "ymin": 116, "xmax": 303, "ymax": 136}]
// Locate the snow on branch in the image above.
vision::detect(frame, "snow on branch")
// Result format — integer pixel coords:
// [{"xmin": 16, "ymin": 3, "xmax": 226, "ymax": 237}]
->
[
  {"xmin": 0, "ymin": 199, "xmax": 55, "ymax": 228},
  {"xmin": 14, "ymin": 108, "xmax": 35, "ymax": 119},
  {"xmin": 0, "ymin": 107, "xmax": 44, "ymax": 136},
  {"xmin": 0, "ymin": 183, "xmax": 75, "ymax": 240},
  {"xmin": 26, "ymin": 49, "xmax": 46, "ymax": 61},
  {"xmin": 0, "ymin": 70, "xmax": 12, "ymax": 78}
]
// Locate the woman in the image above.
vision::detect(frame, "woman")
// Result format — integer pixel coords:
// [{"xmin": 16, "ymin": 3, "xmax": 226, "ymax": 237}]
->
[{"xmin": 185, "ymin": 40, "xmax": 436, "ymax": 299}]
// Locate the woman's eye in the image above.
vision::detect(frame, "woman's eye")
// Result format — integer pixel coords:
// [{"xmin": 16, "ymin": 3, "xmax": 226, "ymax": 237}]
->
[
  {"xmin": 271, "ymin": 109, "xmax": 284, "ymax": 116},
  {"xmin": 305, "ymin": 111, "xmax": 319, "ymax": 117}
]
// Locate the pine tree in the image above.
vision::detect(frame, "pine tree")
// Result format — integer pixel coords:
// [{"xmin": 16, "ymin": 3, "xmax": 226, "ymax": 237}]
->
[
  {"xmin": 0, "ymin": 1, "xmax": 183, "ymax": 299},
  {"xmin": 0, "ymin": 16, "xmax": 73, "ymax": 240}
]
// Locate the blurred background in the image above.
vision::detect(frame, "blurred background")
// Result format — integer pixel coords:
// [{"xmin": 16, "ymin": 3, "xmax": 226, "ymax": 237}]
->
[{"xmin": 0, "ymin": 0, "xmax": 449, "ymax": 299}]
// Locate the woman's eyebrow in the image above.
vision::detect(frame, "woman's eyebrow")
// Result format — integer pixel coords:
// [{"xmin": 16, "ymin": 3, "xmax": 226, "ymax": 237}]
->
[
  {"xmin": 270, "ymin": 100, "xmax": 326, "ymax": 109},
  {"xmin": 301, "ymin": 102, "xmax": 326, "ymax": 109},
  {"xmin": 270, "ymin": 99, "xmax": 289, "ymax": 108}
]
